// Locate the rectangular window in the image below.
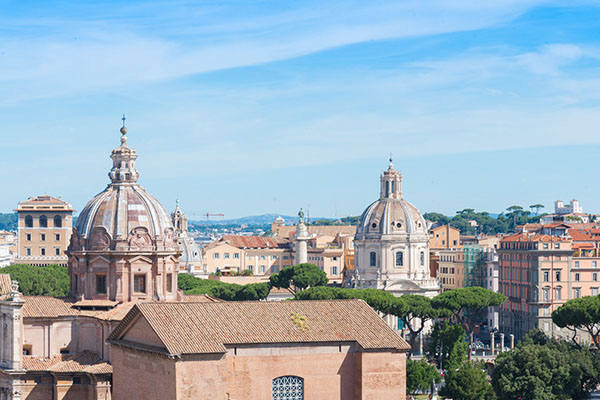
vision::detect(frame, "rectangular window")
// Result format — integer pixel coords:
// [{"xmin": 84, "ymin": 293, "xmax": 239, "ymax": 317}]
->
[
  {"xmin": 593, "ymin": 288, "xmax": 599, "ymax": 296},
  {"xmin": 395, "ymin": 251, "xmax": 403, "ymax": 267},
  {"xmin": 595, "ymin": 261, "xmax": 598, "ymax": 268},
  {"xmin": 555, "ymin": 287, "xmax": 562, "ymax": 300},
  {"xmin": 543, "ymin": 288, "xmax": 550, "ymax": 302},
  {"xmin": 574, "ymin": 288, "xmax": 581, "ymax": 298},
  {"xmin": 224, "ymin": 253, "xmax": 230, "ymax": 259},
  {"xmin": 594, "ymin": 273, "xmax": 598, "ymax": 282},
  {"xmin": 272, "ymin": 255, "xmax": 278, "ymax": 260},
  {"xmin": 330, "ymin": 266, "xmax": 338, "ymax": 275},
  {"xmin": 213, "ymin": 253, "xmax": 220, "ymax": 259},
  {"xmin": 55, "ymin": 234, "xmax": 60, "ymax": 241},
  {"xmin": 166, "ymin": 273, "xmax": 173, "ymax": 292},
  {"xmin": 554, "ymin": 243, "xmax": 560, "ymax": 249},
  {"xmin": 283, "ymin": 255, "xmax": 290, "ymax": 260},
  {"xmin": 234, "ymin": 253, "xmax": 240, "ymax": 259},
  {"xmin": 369, "ymin": 252, "xmax": 376, "ymax": 267},
  {"xmin": 248, "ymin": 265, "xmax": 254, "ymax": 272},
  {"xmin": 543, "ymin": 271, "xmax": 549, "ymax": 282},
  {"xmin": 26, "ymin": 233, "xmax": 31, "ymax": 241},
  {"xmin": 96, "ymin": 274, "xmax": 106, "ymax": 294},
  {"xmin": 55, "ymin": 248, "xmax": 60, "ymax": 256},
  {"xmin": 575, "ymin": 273, "xmax": 580, "ymax": 282},
  {"xmin": 26, "ymin": 247, "xmax": 31, "ymax": 256},
  {"xmin": 543, "ymin": 243, "xmax": 549, "ymax": 249},
  {"xmin": 575, "ymin": 261, "xmax": 580, "ymax": 268},
  {"xmin": 260, "ymin": 255, "xmax": 266, "ymax": 260},
  {"xmin": 555, "ymin": 271, "xmax": 561, "ymax": 282},
  {"xmin": 40, "ymin": 247, "xmax": 46, "ymax": 256},
  {"xmin": 259, "ymin": 265, "xmax": 266, "ymax": 273},
  {"xmin": 420, "ymin": 252, "xmax": 425, "ymax": 266},
  {"xmin": 134, "ymin": 275, "xmax": 146, "ymax": 293},
  {"xmin": 40, "ymin": 233, "xmax": 46, "ymax": 241}
]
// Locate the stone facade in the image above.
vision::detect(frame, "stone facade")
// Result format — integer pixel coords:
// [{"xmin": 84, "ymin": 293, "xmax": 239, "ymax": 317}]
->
[
  {"xmin": 354, "ymin": 161, "xmax": 439, "ymax": 298},
  {"xmin": 15, "ymin": 196, "xmax": 74, "ymax": 267},
  {"xmin": 67, "ymin": 124, "xmax": 180, "ymax": 302}
]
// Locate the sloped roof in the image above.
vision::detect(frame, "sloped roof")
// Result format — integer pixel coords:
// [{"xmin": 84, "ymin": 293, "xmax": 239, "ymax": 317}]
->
[
  {"xmin": 23, "ymin": 351, "xmax": 111, "ymax": 374},
  {"xmin": 22, "ymin": 297, "xmax": 79, "ymax": 318},
  {"xmin": 501, "ymin": 233, "xmax": 570, "ymax": 243},
  {"xmin": 0, "ymin": 274, "xmax": 11, "ymax": 297},
  {"xmin": 108, "ymin": 300, "xmax": 409, "ymax": 356},
  {"xmin": 219, "ymin": 235, "xmax": 285, "ymax": 249}
]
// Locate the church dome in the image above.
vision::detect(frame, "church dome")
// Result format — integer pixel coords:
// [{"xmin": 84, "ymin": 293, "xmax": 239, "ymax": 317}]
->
[
  {"xmin": 355, "ymin": 161, "xmax": 427, "ymax": 238},
  {"xmin": 70, "ymin": 122, "xmax": 176, "ymax": 252}
]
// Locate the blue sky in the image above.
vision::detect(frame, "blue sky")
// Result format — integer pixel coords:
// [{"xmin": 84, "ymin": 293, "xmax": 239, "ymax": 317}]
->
[{"xmin": 2, "ymin": 1, "xmax": 600, "ymax": 219}]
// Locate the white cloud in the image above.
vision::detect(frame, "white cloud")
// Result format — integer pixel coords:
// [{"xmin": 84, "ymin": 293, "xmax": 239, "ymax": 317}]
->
[{"xmin": 0, "ymin": 0, "xmax": 552, "ymax": 102}]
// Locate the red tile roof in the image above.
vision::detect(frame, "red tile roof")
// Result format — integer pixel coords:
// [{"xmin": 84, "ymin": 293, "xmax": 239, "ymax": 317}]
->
[
  {"xmin": 108, "ymin": 300, "xmax": 410, "ymax": 356},
  {"xmin": 23, "ymin": 351, "xmax": 111, "ymax": 374},
  {"xmin": 220, "ymin": 235, "xmax": 286, "ymax": 249},
  {"xmin": 501, "ymin": 233, "xmax": 570, "ymax": 243}
]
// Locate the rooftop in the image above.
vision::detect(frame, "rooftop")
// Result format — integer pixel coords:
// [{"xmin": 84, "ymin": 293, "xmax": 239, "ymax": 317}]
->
[{"xmin": 108, "ymin": 299, "xmax": 409, "ymax": 356}]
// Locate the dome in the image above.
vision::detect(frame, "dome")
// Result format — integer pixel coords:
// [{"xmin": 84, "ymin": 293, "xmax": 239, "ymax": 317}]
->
[
  {"xmin": 70, "ymin": 123, "xmax": 176, "ymax": 252},
  {"xmin": 77, "ymin": 185, "xmax": 174, "ymax": 242},
  {"xmin": 355, "ymin": 161, "xmax": 427, "ymax": 238},
  {"xmin": 356, "ymin": 198, "xmax": 427, "ymax": 237}
]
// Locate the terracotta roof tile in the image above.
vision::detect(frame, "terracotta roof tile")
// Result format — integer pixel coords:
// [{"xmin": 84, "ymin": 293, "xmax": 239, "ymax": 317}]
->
[
  {"xmin": 0, "ymin": 274, "xmax": 11, "ymax": 296},
  {"xmin": 22, "ymin": 297, "xmax": 79, "ymax": 318},
  {"xmin": 23, "ymin": 351, "xmax": 112, "ymax": 374},
  {"xmin": 220, "ymin": 235, "xmax": 285, "ymax": 249},
  {"xmin": 108, "ymin": 300, "xmax": 409, "ymax": 355}
]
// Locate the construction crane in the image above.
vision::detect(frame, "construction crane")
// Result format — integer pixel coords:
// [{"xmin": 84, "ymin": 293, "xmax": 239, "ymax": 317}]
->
[{"xmin": 203, "ymin": 212, "xmax": 224, "ymax": 222}]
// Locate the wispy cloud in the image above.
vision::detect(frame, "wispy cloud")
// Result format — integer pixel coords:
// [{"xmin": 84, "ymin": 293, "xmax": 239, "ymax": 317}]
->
[{"xmin": 0, "ymin": 0, "xmax": 550, "ymax": 102}]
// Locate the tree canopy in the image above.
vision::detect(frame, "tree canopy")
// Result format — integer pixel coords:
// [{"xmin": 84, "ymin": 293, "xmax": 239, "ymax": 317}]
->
[
  {"xmin": 269, "ymin": 263, "xmax": 328, "ymax": 294},
  {"xmin": 179, "ymin": 274, "xmax": 271, "ymax": 301},
  {"xmin": 406, "ymin": 359, "xmax": 440, "ymax": 397},
  {"xmin": 491, "ymin": 330, "xmax": 600, "ymax": 400},
  {"xmin": 425, "ymin": 321, "xmax": 468, "ymax": 370},
  {"xmin": 440, "ymin": 360, "xmax": 495, "ymax": 400},
  {"xmin": 0, "ymin": 264, "xmax": 70, "ymax": 296},
  {"xmin": 552, "ymin": 296, "xmax": 600, "ymax": 348}
]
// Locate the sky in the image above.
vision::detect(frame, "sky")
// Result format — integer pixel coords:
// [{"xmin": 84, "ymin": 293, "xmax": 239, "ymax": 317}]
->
[{"xmin": 2, "ymin": 0, "xmax": 600, "ymax": 219}]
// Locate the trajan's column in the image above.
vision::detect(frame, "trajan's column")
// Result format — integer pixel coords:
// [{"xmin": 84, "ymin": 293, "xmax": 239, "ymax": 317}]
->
[{"xmin": 295, "ymin": 209, "xmax": 310, "ymax": 264}]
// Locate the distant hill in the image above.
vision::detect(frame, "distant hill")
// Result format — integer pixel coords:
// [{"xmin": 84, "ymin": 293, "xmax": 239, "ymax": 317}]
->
[{"xmin": 190, "ymin": 214, "xmax": 300, "ymax": 226}]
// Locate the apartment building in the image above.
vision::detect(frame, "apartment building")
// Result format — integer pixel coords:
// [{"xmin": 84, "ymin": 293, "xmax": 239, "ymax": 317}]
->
[
  {"xmin": 14, "ymin": 195, "xmax": 74, "ymax": 266},
  {"xmin": 498, "ymin": 233, "xmax": 573, "ymax": 341},
  {"xmin": 203, "ymin": 234, "xmax": 348, "ymax": 282},
  {"xmin": 430, "ymin": 225, "xmax": 460, "ymax": 249}
]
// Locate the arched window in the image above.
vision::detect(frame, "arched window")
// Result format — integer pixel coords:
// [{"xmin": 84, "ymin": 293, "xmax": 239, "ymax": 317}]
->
[
  {"xmin": 369, "ymin": 252, "xmax": 377, "ymax": 267},
  {"xmin": 39, "ymin": 215, "xmax": 48, "ymax": 228},
  {"xmin": 272, "ymin": 376, "xmax": 303, "ymax": 400},
  {"xmin": 391, "ymin": 180, "xmax": 395, "ymax": 194},
  {"xmin": 53, "ymin": 215, "xmax": 62, "ymax": 228},
  {"xmin": 385, "ymin": 181, "xmax": 390, "ymax": 197},
  {"xmin": 24, "ymin": 215, "xmax": 33, "ymax": 228},
  {"xmin": 395, "ymin": 251, "xmax": 403, "ymax": 267}
]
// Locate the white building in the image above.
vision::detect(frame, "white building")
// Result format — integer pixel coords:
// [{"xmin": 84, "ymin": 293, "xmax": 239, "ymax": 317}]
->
[
  {"xmin": 353, "ymin": 160, "xmax": 439, "ymax": 298},
  {"xmin": 555, "ymin": 199, "xmax": 582, "ymax": 215}
]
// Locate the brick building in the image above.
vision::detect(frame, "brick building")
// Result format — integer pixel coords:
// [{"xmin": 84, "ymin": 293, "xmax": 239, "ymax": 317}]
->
[{"xmin": 108, "ymin": 300, "xmax": 410, "ymax": 400}]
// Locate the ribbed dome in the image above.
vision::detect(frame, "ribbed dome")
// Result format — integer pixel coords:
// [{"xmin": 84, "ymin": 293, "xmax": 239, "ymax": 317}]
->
[
  {"xmin": 356, "ymin": 198, "xmax": 427, "ymax": 237},
  {"xmin": 77, "ymin": 185, "xmax": 173, "ymax": 241},
  {"xmin": 69, "ymin": 123, "xmax": 176, "ymax": 252},
  {"xmin": 355, "ymin": 161, "xmax": 427, "ymax": 238}
]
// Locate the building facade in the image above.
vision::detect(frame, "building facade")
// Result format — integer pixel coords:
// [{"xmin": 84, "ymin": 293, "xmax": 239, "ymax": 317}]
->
[
  {"xmin": 108, "ymin": 300, "xmax": 410, "ymax": 400},
  {"xmin": 15, "ymin": 196, "xmax": 74, "ymax": 266},
  {"xmin": 171, "ymin": 201, "xmax": 204, "ymax": 276},
  {"xmin": 67, "ymin": 123, "xmax": 180, "ymax": 303},
  {"xmin": 354, "ymin": 161, "xmax": 438, "ymax": 298},
  {"xmin": 430, "ymin": 225, "xmax": 460, "ymax": 249}
]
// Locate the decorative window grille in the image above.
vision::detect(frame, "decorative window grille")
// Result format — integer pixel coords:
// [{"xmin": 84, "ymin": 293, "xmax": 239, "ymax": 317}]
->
[{"xmin": 272, "ymin": 376, "xmax": 304, "ymax": 400}]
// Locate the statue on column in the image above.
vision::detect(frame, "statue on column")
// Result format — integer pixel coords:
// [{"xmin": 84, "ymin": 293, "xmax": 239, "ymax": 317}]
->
[{"xmin": 298, "ymin": 208, "xmax": 305, "ymax": 224}]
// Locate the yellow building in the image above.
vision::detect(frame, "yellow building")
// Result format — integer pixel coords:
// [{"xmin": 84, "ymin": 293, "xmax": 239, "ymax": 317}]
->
[
  {"xmin": 15, "ymin": 195, "xmax": 74, "ymax": 266},
  {"xmin": 429, "ymin": 225, "xmax": 461, "ymax": 249}
]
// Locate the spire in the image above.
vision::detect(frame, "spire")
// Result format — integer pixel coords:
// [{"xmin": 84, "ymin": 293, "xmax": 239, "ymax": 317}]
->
[
  {"xmin": 109, "ymin": 116, "xmax": 139, "ymax": 185},
  {"xmin": 380, "ymin": 158, "xmax": 402, "ymax": 199}
]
